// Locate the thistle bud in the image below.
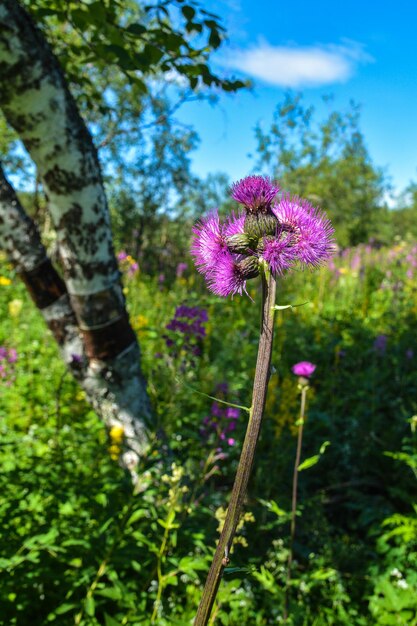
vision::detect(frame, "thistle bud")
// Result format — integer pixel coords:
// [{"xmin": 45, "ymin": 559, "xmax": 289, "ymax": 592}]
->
[
  {"xmin": 237, "ymin": 256, "xmax": 260, "ymax": 280},
  {"xmin": 226, "ymin": 233, "xmax": 257, "ymax": 254},
  {"xmin": 244, "ymin": 213, "xmax": 278, "ymax": 239}
]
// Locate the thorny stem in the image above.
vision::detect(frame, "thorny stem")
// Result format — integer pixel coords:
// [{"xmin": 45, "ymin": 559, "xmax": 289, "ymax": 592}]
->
[
  {"xmin": 284, "ymin": 383, "xmax": 308, "ymax": 621},
  {"xmin": 194, "ymin": 272, "xmax": 277, "ymax": 626}
]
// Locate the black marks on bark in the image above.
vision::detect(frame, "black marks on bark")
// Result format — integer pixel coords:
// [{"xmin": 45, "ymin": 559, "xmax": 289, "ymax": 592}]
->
[
  {"xmin": 20, "ymin": 259, "xmax": 66, "ymax": 309},
  {"xmin": 82, "ymin": 315, "xmax": 136, "ymax": 360},
  {"xmin": 70, "ymin": 286, "xmax": 125, "ymax": 329}
]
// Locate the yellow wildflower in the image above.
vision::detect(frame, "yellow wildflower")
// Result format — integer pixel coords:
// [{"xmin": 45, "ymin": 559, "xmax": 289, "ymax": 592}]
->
[
  {"xmin": 109, "ymin": 425, "xmax": 124, "ymax": 444},
  {"xmin": 132, "ymin": 314, "xmax": 148, "ymax": 332},
  {"xmin": 8, "ymin": 299, "xmax": 23, "ymax": 317},
  {"xmin": 0, "ymin": 276, "xmax": 11, "ymax": 286},
  {"xmin": 109, "ymin": 444, "xmax": 121, "ymax": 461}
]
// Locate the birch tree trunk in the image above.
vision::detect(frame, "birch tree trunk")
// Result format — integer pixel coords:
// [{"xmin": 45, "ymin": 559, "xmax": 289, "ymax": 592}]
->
[{"xmin": 0, "ymin": 0, "xmax": 152, "ymax": 469}]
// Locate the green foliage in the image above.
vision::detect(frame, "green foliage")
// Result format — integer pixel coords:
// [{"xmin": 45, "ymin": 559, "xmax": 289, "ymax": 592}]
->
[{"xmin": 2, "ymin": 239, "xmax": 417, "ymax": 624}]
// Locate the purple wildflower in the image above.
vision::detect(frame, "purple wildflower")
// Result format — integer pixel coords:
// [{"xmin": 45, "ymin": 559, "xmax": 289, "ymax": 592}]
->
[
  {"xmin": 117, "ymin": 251, "xmax": 128, "ymax": 261},
  {"xmin": 200, "ymin": 393, "xmax": 240, "ymax": 449},
  {"xmin": 224, "ymin": 211, "xmax": 245, "ymax": 237},
  {"xmin": 191, "ymin": 211, "xmax": 230, "ymax": 276},
  {"xmin": 374, "ymin": 334, "xmax": 388, "ymax": 354},
  {"xmin": 191, "ymin": 175, "xmax": 335, "ymax": 297},
  {"xmin": 0, "ymin": 346, "xmax": 18, "ymax": 384},
  {"xmin": 164, "ymin": 305, "xmax": 208, "ymax": 364},
  {"xmin": 176, "ymin": 262, "xmax": 188, "ymax": 278},
  {"xmin": 207, "ymin": 254, "xmax": 247, "ymax": 297},
  {"xmin": 262, "ymin": 235, "xmax": 297, "ymax": 275},
  {"xmin": 292, "ymin": 361, "xmax": 316, "ymax": 378},
  {"xmin": 406, "ymin": 348, "xmax": 414, "ymax": 360},
  {"xmin": 231, "ymin": 175, "xmax": 280, "ymax": 213},
  {"xmin": 273, "ymin": 195, "xmax": 335, "ymax": 267}
]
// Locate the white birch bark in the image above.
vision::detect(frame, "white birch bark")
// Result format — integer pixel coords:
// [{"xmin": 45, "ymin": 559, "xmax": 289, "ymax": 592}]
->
[{"xmin": 0, "ymin": 0, "xmax": 152, "ymax": 465}]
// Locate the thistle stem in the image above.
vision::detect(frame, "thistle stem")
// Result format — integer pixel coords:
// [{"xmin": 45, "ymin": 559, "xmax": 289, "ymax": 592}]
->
[
  {"xmin": 194, "ymin": 272, "xmax": 277, "ymax": 626},
  {"xmin": 284, "ymin": 383, "xmax": 308, "ymax": 621}
]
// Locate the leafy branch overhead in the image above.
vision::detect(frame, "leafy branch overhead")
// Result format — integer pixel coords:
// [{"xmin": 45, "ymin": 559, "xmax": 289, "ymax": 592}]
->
[{"xmin": 24, "ymin": 0, "xmax": 247, "ymax": 101}]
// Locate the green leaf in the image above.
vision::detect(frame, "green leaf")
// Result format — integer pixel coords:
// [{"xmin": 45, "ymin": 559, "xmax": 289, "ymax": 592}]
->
[
  {"xmin": 126, "ymin": 509, "xmax": 147, "ymax": 526},
  {"xmin": 297, "ymin": 454, "xmax": 320, "ymax": 472},
  {"xmin": 85, "ymin": 596, "xmax": 95, "ymax": 617},
  {"xmin": 126, "ymin": 23, "xmax": 147, "ymax": 36},
  {"xmin": 181, "ymin": 6, "xmax": 196, "ymax": 20},
  {"xmin": 96, "ymin": 587, "xmax": 122, "ymax": 600},
  {"xmin": 272, "ymin": 301, "xmax": 309, "ymax": 311},
  {"xmin": 298, "ymin": 441, "xmax": 330, "ymax": 471},
  {"xmin": 55, "ymin": 603, "xmax": 77, "ymax": 615},
  {"xmin": 104, "ymin": 613, "xmax": 121, "ymax": 626}
]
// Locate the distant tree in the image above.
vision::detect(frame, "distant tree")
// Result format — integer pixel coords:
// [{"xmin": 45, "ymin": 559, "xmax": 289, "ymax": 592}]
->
[
  {"xmin": 0, "ymin": 0, "xmax": 245, "ymax": 468},
  {"xmin": 390, "ymin": 181, "xmax": 417, "ymax": 240},
  {"xmin": 255, "ymin": 93, "xmax": 389, "ymax": 247}
]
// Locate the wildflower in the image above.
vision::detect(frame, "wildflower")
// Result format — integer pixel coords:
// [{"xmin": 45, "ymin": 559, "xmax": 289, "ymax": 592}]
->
[
  {"xmin": 406, "ymin": 348, "xmax": 414, "ymax": 360},
  {"xmin": 200, "ymin": 388, "xmax": 240, "ymax": 450},
  {"xmin": 8, "ymin": 299, "xmax": 23, "ymax": 317},
  {"xmin": 292, "ymin": 361, "xmax": 316, "ymax": 378},
  {"xmin": 176, "ymin": 262, "xmax": 188, "ymax": 278},
  {"xmin": 191, "ymin": 175, "xmax": 334, "ymax": 298},
  {"xmin": 207, "ymin": 254, "xmax": 253, "ymax": 297},
  {"xmin": 261, "ymin": 235, "xmax": 297, "ymax": 275},
  {"xmin": 272, "ymin": 195, "xmax": 335, "ymax": 267},
  {"xmin": 110, "ymin": 424, "xmax": 125, "ymax": 444},
  {"xmin": 373, "ymin": 334, "xmax": 388, "ymax": 354},
  {"xmin": 118, "ymin": 251, "xmax": 139, "ymax": 277},
  {"xmin": 191, "ymin": 211, "xmax": 230, "ymax": 276},
  {"xmin": 0, "ymin": 346, "xmax": 17, "ymax": 385},
  {"xmin": 164, "ymin": 305, "xmax": 208, "ymax": 363},
  {"xmin": 0, "ymin": 276, "xmax": 11, "ymax": 286},
  {"xmin": 231, "ymin": 175, "xmax": 279, "ymax": 213}
]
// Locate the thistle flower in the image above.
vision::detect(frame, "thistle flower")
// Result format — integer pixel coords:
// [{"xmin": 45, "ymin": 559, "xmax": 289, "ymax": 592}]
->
[
  {"xmin": 191, "ymin": 175, "xmax": 335, "ymax": 298},
  {"xmin": 231, "ymin": 176, "xmax": 279, "ymax": 213},
  {"xmin": 292, "ymin": 361, "xmax": 316, "ymax": 378},
  {"xmin": 273, "ymin": 195, "xmax": 335, "ymax": 267},
  {"xmin": 261, "ymin": 234, "xmax": 297, "ymax": 275},
  {"xmin": 207, "ymin": 254, "xmax": 249, "ymax": 297},
  {"xmin": 191, "ymin": 211, "xmax": 230, "ymax": 276}
]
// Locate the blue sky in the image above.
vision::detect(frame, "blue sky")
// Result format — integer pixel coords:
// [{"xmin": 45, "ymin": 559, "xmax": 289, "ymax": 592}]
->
[{"xmin": 176, "ymin": 0, "xmax": 417, "ymax": 198}]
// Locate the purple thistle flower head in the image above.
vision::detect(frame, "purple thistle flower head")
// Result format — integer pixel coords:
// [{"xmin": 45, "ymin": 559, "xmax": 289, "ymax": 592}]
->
[
  {"xmin": 224, "ymin": 211, "xmax": 245, "ymax": 238},
  {"xmin": 207, "ymin": 254, "xmax": 248, "ymax": 297},
  {"xmin": 292, "ymin": 361, "xmax": 316, "ymax": 378},
  {"xmin": 262, "ymin": 234, "xmax": 297, "ymax": 275},
  {"xmin": 231, "ymin": 176, "xmax": 280, "ymax": 213},
  {"xmin": 273, "ymin": 195, "xmax": 335, "ymax": 267},
  {"xmin": 191, "ymin": 210, "xmax": 230, "ymax": 276}
]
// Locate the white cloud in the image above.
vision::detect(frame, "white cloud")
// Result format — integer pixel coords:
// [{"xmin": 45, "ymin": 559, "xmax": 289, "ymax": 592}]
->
[{"xmin": 224, "ymin": 40, "xmax": 372, "ymax": 88}]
